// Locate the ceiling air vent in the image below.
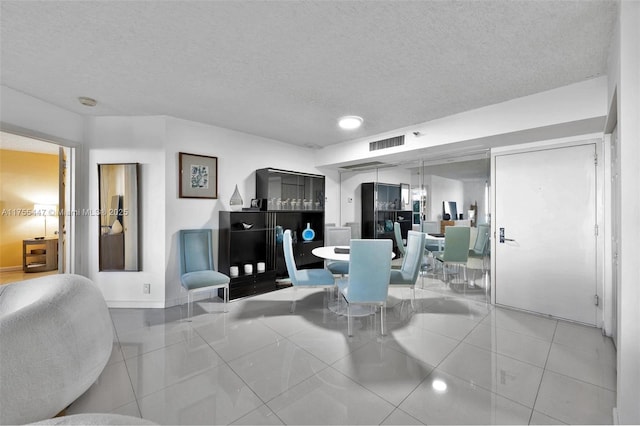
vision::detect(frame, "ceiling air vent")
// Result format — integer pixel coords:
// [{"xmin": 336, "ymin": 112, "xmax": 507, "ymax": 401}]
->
[
  {"xmin": 339, "ymin": 161, "xmax": 396, "ymax": 171},
  {"xmin": 369, "ymin": 135, "xmax": 404, "ymax": 151}
]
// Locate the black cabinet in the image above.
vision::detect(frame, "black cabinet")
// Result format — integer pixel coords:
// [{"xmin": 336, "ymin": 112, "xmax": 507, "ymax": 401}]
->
[
  {"xmin": 361, "ymin": 182, "xmax": 412, "ymax": 252},
  {"xmin": 256, "ymin": 168, "xmax": 325, "ymax": 278},
  {"xmin": 218, "ymin": 211, "xmax": 276, "ymax": 300},
  {"xmin": 256, "ymin": 168, "xmax": 325, "ymax": 211},
  {"xmin": 218, "ymin": 168, "xmax": 327, "ymax": 297}
]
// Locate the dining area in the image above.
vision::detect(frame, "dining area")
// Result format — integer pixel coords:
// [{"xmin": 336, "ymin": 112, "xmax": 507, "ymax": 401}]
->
[
  {"xmin": 420, "ymin": 223, "xmax": 491, "ymax": 295},
  {"xmin": 281, "ymin": 221, "xmax": 491, "ymax": 337}
]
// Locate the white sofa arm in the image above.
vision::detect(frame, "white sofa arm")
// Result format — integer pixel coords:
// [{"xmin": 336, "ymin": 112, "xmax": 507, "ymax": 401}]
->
[{"xmin": 0, "ymin": 274, "xmax": 113, "ymax": 425}]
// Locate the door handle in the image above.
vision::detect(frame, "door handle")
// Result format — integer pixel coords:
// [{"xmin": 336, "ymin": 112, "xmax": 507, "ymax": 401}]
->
[{"xmin": 499, "ymin": 227, "xmax": 516, "ymax": 243}]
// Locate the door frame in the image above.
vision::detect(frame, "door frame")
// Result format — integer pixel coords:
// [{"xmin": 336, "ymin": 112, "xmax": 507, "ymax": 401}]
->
[
  {"xmin": 603, "ymin": 127, "xmax": 618, "ymax": 344},
  {"xmin": 490, "ymin": 134, "xmax": 606, "ymax": 327},
  {"xmin": 0, "ymin": 126, "xmax": 77, "ymax": 276}
]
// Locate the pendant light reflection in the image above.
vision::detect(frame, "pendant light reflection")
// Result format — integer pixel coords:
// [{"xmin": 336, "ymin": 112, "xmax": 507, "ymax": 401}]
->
[{"xmin": 432, "ymin": 379, "xmax": 448, "ymax": 393}]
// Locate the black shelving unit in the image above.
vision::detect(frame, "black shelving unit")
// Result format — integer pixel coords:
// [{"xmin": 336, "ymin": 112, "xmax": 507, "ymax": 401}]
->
[
  {"xmin": 256, "ymin": 168, "xmax": 326, "ymax": 279},
  {"xmin": 361, "ymin": 182, "xmax": 412, "ymax": 253},
  {"xmin": 218, "ymin": 211, "xmax": 276, "ymax": 300},
  {"xmin": 268, "ymin": 211, "xmax": 324, "ymax": 278},
  {"xmin": 218, "ymin": 168, "xmax": 327, "ymax": 298}
]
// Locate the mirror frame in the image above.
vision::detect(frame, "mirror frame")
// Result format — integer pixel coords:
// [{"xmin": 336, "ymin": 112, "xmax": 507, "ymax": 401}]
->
[{"xmin": 98, "ymin": 163, "xmax": 140, "ymax": 271}]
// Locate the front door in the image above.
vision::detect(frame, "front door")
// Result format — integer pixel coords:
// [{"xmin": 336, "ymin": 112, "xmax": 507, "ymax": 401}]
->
[{"xmin": 494, "ymin": 143, "xmax": 598, "ymax": 325}]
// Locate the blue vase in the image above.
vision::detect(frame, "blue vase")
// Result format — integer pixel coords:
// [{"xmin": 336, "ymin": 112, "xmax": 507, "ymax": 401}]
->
[
  {"xmin": 301, "ymin": 223, "xmax": 315, "ymax": 241},
  {"xmin": 275, "ymin": 225, "xmax": 283, "ymax": 243}
]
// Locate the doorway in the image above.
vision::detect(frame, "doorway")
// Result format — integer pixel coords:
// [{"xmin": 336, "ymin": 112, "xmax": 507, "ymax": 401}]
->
[
  {"xmin": 493, "ymin": 143, "xmax": 598, "ymax": 325},
  {"xmin": 0, "ymin": 131, "xmax": 73, "ymax": 284}
]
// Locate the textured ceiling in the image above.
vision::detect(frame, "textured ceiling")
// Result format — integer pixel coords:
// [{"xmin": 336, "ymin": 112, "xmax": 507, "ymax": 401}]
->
[{"xmin": 0, "ymin": 1, "xmax": 617, "ymax": 148}]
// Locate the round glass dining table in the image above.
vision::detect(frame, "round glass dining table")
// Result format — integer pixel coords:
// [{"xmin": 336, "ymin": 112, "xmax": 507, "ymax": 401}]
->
[{"xmin": 311, "ymin": 245, "xmax": 350, "ymax": 262}]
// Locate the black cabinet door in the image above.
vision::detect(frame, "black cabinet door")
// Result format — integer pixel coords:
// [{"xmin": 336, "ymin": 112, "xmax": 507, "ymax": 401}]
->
[{"xmin": 219, "ymin": 270, "xmax": 277, "ymax": 300}]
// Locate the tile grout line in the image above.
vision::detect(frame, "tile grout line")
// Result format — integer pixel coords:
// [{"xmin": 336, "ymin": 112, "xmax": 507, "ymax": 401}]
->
[{"xmin": 527, "ymin": 318, "xmax": 559, "ymax": 425}]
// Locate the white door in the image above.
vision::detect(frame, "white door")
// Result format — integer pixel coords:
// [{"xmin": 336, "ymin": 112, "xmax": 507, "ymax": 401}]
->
[{"xmin": 494, "ymin": 144, "xmax": 597, "ymax": 325}]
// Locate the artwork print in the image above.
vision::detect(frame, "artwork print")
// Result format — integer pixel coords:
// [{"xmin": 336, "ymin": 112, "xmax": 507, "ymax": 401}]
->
[
  {"xmin": 179, "ymin": 152, "xmax": 218, "ymax": 198},
  {"xmin": 190, "ymin": 165, "xmax": 209, "ymax": 189}
]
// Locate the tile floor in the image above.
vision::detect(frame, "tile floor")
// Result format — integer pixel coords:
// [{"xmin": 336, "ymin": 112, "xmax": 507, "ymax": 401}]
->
[
  {"xmin": 0, "ymin": 269, "xmax": 57, "ymax": 285},
  {"xmin": 67, "ymin": 276, "xmax": 616, "ymax": 425}
]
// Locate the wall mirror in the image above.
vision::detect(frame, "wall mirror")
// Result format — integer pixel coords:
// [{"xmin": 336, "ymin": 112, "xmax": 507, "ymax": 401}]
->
[{"xmin": 98, "ymin": 163, "xmax": 140, "ymax": 271}]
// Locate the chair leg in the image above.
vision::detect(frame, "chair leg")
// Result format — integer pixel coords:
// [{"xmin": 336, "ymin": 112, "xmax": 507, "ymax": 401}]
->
[
  {"xmin": 381, "ymin": 303, "xmax": 386, "ymax": 335},
  {"xmin": 290, "ymin": 286, "xmax": 297, "ymax": 313},
  {"xmin": 223, "ymin": 285, "xmax": 228, "ymax": 313},
  {"xmin": 347, "ymin": 303, "xmax": 353, "ymax": 336},
  {"xmin": 411, "ymin": 287, "xmax": 415, "ymax": 311},
  {"xmin": 187, "ymin": 291, "xmax": 193, "ymax": 322}
]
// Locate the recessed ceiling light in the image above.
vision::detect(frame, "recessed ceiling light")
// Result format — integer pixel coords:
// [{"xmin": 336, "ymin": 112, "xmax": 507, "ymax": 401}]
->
[
  {"xmin": 78, "ymin": 96, "xmax": 97, "ymax": 107},
  {"xmin": 338, "ymin": 115, "xmax": 363, "ymax": 130}
]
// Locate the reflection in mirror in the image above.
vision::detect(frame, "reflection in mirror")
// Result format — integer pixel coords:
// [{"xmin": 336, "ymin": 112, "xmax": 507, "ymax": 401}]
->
[
  {"xmin": 338, "ymin": 157, "xmax": 491, "ymax": 300},
  {"xmin": 98, "ymin": 163, "xmax": 140, "ymax": 271},
  {"xmin": 443, "ymin": 201, "xmax": 458, "ymax": 221}
]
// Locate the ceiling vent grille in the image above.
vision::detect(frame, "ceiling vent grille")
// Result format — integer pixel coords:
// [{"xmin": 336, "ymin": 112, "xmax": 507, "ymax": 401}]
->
[
  {"xmin": 339, "ymin": 161, "xmax": 397, "ymax": 171},
  {"xmin": 369, "ymin": 135, "xmax": 404, "ymax": 151},
  {"xmin": 340, "ymin": 161, "xmax": 386, "ymax": 170}
]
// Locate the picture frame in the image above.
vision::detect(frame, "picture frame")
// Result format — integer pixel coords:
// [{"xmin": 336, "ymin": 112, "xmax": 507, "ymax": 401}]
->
[{"xmin": 179, "ymin": 152, "xmax": 218, "ymax": 199}]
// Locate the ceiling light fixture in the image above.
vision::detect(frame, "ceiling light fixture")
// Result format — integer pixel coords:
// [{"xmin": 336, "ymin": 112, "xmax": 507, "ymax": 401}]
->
[
  {"xmin": 78, "ymin": 96, "xmax": 97, "ymax": 107},
  {"xmin": 338, "ymin": 115, "xmax": 363, "ymax": 130}
]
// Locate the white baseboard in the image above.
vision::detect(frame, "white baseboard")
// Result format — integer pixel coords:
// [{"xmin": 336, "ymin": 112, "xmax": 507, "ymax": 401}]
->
[
  {"xmin": 107, "ymin": 289, "xmax": 225, "ymax": 310},
  {"xmin": 165, "ymin": 297, "xmax": 182, "ymax": 308}
]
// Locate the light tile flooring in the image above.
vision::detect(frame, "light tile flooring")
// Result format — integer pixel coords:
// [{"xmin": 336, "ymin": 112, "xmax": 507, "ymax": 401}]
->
[
  {"xmin": 67, "ymin": 276, "xmax": 616, "ymax": 425},
  {"xmin": 0, "ymin": 269, "xmax": 58, "ymax": 285}
]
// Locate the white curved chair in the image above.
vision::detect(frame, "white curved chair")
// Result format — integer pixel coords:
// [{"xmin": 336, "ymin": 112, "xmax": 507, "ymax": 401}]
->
[{"xmin": 0, "ymin": 274, "xmax": 113, "ymax": 425}]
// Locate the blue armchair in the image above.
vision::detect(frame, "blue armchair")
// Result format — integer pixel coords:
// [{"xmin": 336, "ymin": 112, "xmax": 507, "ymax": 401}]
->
[
  {"xmin": 389, "ymin": 230, "xmax": 426, "ymax": 310},
  {"xmin": 435, "ymin": 226, "xmax": 470, "ymax": 283},
  {"xmin": 339, "ymin": 239, "xmax": 392, "ymax": 336},
  {"xmin": 393, "ymin": 221, "xmax": 406, "ymax": 257},
  {"xmin": 283, "ymin": 229, "xmax": 335, "ymax": 312},
  {"xmin": 179, "ymin": 229, "xmax": 230, "ymax": 320}
]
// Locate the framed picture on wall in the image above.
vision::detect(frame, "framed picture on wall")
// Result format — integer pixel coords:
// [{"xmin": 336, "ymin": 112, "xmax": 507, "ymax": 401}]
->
[{"xmin": 179, "ymin": 152, "xmax": 218, "ymax": 199}]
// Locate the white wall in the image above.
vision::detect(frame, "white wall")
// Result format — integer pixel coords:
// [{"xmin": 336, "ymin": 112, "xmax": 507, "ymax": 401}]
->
[
  {"xmin": 0, "ymin": 85, "xmax": 85, "ymax": 145},
  {"xmin": 607, "ymin": 2, "xmax": 640, "ymax": 423},
  {"xmin": 86, "ymin": 116, "xmax": 167, "ymax": 308},
  {"xmin": 428, "ymin": 175, "xmax": 464, "ymax": 221},
  {"xmin": 163, "ymin": 117, "xmax": 333, "ymax": 306}
]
